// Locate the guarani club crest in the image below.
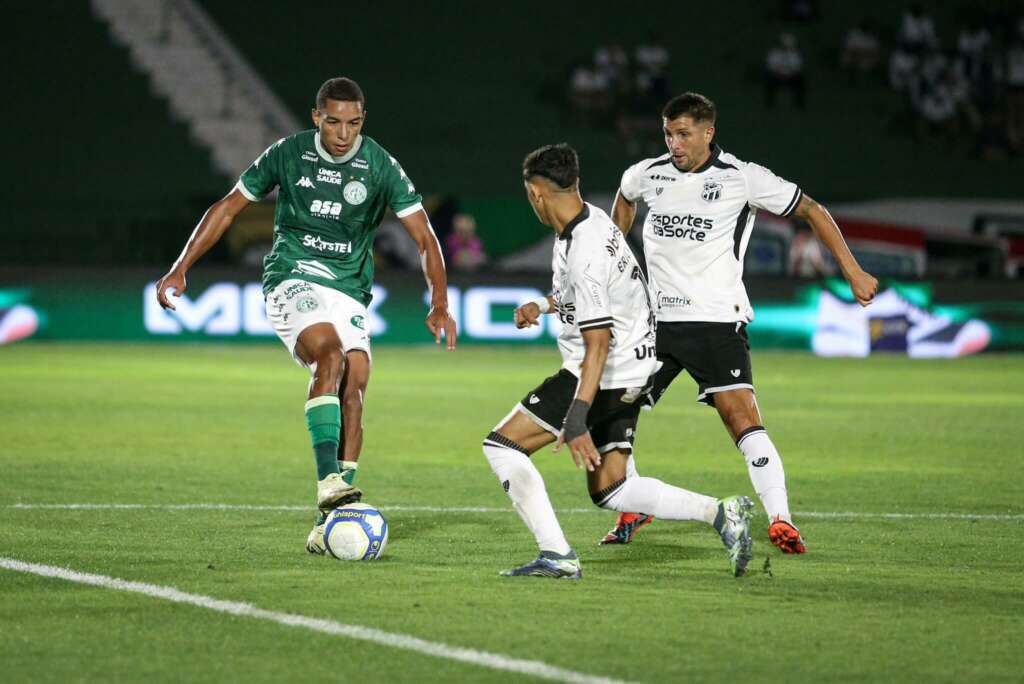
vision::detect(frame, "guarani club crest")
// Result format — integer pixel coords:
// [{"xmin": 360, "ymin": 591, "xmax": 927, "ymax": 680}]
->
[{"xmin": 701, "ymin": 180, "xmax": 722, "ymax": 202}]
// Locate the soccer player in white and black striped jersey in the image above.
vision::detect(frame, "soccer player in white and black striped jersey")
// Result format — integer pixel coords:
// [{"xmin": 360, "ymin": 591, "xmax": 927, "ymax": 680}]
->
[
  {"xmin": 481, "ymin": 143, "xmax": 755, "ymax": 579},
  {"xmin": 606, "ymin": 93, "xmax": 878, "ymax": 553}
]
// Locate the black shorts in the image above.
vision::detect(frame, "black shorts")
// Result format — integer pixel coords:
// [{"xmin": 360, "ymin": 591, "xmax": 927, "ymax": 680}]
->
[
  {"xmin": 649, "ymin": 322, "xmax": 754, "ymax": 407},
  {"xmin": 518, "ymin": 369, "xmax": 647, "ymax": 454}
]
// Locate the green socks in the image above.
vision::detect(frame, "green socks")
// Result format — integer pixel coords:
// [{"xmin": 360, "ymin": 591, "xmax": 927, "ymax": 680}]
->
[
  {"xmin": 305, "ymin": 396, "xmax": 341, "ymax": 480},
  {"xmin": 340, "ymin": 460, "xmax": 358, "ymax": 485}
]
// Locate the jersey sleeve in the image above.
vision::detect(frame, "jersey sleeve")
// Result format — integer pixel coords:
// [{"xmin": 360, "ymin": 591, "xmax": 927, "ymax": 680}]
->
[
  {"xmin": 235, "ymin": 138, "xmax": 285, "ymax": 201},
  {"xmin": 743, "ymin": 161, "xmax": 802, "ymax": 217},
  {"xmin": 568, "ymin": 230, "xmax": 614, "ymax": 332},
  {"xmin": 382, "ymin": 154, "xmax": 424, "ymax": 218},
  {"xmin": 618, "ymin": 160, "xmax": 647, "ymax": 203}
]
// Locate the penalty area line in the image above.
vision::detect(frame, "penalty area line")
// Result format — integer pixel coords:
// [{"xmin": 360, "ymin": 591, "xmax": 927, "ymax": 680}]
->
[
  {"xmin": 0, "ymin": 557, "xmax": 633, "ymax": 684},
  {"xmin": 5, "ymin": 503, "xmax": 1023, "ymax": 521}
]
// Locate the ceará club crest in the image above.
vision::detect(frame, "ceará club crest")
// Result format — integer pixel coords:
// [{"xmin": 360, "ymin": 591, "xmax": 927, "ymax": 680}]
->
[{"xmin": 701, "ymin": 180, "xmax": 722, "ymax": 202}]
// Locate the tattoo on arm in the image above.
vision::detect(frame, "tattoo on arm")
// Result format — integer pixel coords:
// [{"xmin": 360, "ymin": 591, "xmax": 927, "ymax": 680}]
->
[{"xmin": 792, "ymin": 194, "xmax": 819, "ymax": 220}]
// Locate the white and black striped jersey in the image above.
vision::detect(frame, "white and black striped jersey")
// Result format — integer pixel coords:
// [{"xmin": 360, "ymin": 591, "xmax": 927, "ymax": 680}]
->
[
  {"xmin": 620, "ymin": 144, "xmax": 802, "ymax": 323},
  {"xmin": 551, "ymin": 203, "xmax": 658, "ymax": 389}
]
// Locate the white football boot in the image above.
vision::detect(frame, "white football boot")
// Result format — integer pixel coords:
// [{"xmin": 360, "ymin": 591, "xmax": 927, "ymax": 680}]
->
[{"xmin": 316, "ymin": 472, "xmax": 362, "ymax": 512}]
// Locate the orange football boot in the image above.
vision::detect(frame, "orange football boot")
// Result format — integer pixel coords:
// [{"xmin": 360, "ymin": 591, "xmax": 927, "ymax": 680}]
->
[
  {"xmin": 768, "ymin": 516, "xmax": 807, "ymax": 554},
  {"xmin": 599, "ymin": 512, "xmax": 654, "ymax": 545}
]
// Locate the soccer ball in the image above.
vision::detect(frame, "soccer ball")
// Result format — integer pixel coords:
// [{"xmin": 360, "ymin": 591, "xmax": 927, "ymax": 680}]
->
[{"xmin": 323, "ymin": 502, "xmax": 389, "ymax": 561}]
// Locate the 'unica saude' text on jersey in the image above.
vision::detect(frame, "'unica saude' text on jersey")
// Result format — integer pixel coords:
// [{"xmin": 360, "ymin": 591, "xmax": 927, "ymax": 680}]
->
[
  {"xmin": 552, "ymin": 203, "xmax": 657, "ymax": 389},
  {"xmin": 620, "ymin": 144, "xmax": 801, "ymax": 323},
  {"xmin": 236, "ymin": 131, "xmax": 423, "ymax": 305}
]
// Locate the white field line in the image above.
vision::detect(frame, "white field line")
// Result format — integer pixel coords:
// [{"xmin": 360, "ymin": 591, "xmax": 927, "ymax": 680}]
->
[
  {"xmin": 5, "ymin": 503, "xmax": 1023, "ymax": 521},
  {"xmin": 0, "ymin": 557, "xmax": 633, "ymax": 684}
]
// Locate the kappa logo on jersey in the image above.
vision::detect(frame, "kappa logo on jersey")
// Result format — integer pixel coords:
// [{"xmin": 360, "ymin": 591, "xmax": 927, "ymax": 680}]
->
[
  {"xmin": 702, "ymin": 180, "xmax": 723, "ymax": 202},
  {"xmin": 343, "ymin": 181, "xmax": 368, "ymax": 205},
  {"xmin": 316, "ymin": 169, "xmax": 344, "ymax": 185},
  {"xmin": 295, "ymin": 176, "xmax": 316, "ymax": 189},
  {"xmin": 302, "ymin": 234, "xmax": 352, "ymax": 253},
  {"xmin": 310, "ymin": 200, "xmax": 342, "ymax": 219}
]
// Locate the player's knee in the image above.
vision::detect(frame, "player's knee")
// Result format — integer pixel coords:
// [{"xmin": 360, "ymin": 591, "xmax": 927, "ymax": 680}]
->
[
  {"xmin": 590, "ymin": 477, "xmax": 627, "ymax": 511},
  {"xmin": 314, "ymin": 346, "xmax": 345, "ymax": 382}
]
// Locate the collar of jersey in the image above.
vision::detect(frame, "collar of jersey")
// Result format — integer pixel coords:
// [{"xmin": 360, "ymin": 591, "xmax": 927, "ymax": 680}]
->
[
  {"xmin": 558, "ymin": 203, "xmax": 590, "ymax": 240},
  {"xmin": 315, "ymin": 133, "xmax": 363, "ymax": 164}
]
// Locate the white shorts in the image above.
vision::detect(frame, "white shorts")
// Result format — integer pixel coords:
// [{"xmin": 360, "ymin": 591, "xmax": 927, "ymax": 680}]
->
[{"xmin": 265, "ymin": 279, "xmax": 371, "ymax": 367}]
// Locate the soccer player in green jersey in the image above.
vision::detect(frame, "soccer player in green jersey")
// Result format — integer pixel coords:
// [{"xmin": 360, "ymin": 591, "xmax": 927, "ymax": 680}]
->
[{"xmin": 155, "ymin": 77, "xmax": 457, "ymax": 554}]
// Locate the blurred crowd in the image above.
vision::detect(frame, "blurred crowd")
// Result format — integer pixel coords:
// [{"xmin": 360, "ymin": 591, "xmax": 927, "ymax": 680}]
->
[
  {"xmin": 840, "ymin": 5, "xmax": 1024, "ymax": 158},
  {"xmin": 567, "ymin": 35, "xmax": 672, "ymax": 156}
]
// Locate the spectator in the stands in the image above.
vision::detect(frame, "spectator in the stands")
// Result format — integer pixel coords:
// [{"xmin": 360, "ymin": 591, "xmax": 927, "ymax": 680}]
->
[
  {"xmin": 914, "ymin": 74, "xmax": 957, "ymax": 139},
  {"xmin": 957, "ymin": 17, "xmax": 992, "ymax": 84},
  {"xmin": 899, "ymin": 5, "xmax": 938, "ymax": 55},
  {"xmin": 789, "ymin": 226, "xmax": 833, "ymax": 278},
  {"xmin": 890, "ymin": 43, "xmax": 920, "ymax": 93},
  {"xmin": 765, "ymin": 33, "xmax": 806, "ymax": 109},
  {"xmin": 445, "ymin": 213, "xmax": 486, "ymax": 272},
  {"xmin": 1007, "ymin": 34, "xmax": 1024, "ymax": 152},
  {"xmin": 841, "ymin": 21, "xmax": 882, "ymax": 79},
  {"xmin": 569, "ymin": 61, "xmax": 610, "ymax": 124},
  {"xmin": 634, "ymin": 33, "xmax": 669, "ymax": 80},
  {"xmin": 594, "ymin": 44, "xmax": 630, "ymax": 96}
]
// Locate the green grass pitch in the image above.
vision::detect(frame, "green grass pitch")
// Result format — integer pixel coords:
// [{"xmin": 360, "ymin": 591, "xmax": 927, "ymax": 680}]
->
[{"xmin": 1, "ymin": 343, "xmax": 1022, "ymax": 682}]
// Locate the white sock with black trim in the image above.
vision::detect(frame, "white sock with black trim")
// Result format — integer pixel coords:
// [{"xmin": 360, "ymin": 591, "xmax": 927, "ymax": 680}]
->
[
  {"xmin": 737, "ymin": 426, "xmax": 791, "ymax": 523},
  {"xmin": 482, "ymin": 432, "xmax": 572, "ymax": 555},
  {"xmin": 592, "ymin": 476, "xmax": 718, "ymax": 524}
]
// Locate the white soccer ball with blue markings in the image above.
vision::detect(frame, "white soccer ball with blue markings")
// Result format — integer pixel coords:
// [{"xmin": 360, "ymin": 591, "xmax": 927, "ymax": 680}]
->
[{"xmin": 324, "ymin": 503, "xmax": 389, "ymax": 561}]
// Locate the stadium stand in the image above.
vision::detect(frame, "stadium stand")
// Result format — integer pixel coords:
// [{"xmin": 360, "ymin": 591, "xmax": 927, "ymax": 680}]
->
[
  {"xmin": 0, "ymin": 3, "xmax": 228, "ymax": 265},
  {"xmin": 5, "ymin": 1, "xmax": 1020, "ymax": 270}
]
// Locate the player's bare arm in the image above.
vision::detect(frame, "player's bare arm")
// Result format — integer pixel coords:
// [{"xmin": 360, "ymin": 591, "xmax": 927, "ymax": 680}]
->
[
  {"xmin": 398, "ymin": 209, "xmax": 458, "ymax": 349},
  {"xmin": 611, "ymin": 190, "xmax": 639, "ymax": 236},
  {"xmin": 555, "ymin": 327, "xmax": 610, "ymax": 472},
  {"xmin": 792, "ymin": 194, "xmax": 878, "ymax": 306},
  {"xmin": 514, "ymin": 295, "xmax": 556, "ymax": 329},
  {"xmin": 155, "ymin": 188, "xmax": 252, "ymax": 310}
]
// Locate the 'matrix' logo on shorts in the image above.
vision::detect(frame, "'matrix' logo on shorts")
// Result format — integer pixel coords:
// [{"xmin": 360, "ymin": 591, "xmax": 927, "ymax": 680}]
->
[
  {"xmin": 752, "ymin": 457, "xmax": 769, "ymax": 467},
  {"xmin": 350, "ymin": 315, "xmax": 366, "ymax": 330}
]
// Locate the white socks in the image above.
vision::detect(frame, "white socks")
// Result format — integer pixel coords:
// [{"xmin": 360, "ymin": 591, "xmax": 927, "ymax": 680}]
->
[
  {"xmin": 594, "ymin": 477, "xmax": 718, "ymax": 525},
  {"xmin": 737, "ymin": 427, "xmax": 791, "ymax": 523},
  {"xmin": 482, "ymin": 434, "xmax": 572, "ymax": 556}
]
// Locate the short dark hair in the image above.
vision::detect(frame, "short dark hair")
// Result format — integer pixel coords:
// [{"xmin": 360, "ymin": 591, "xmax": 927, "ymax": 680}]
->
[
  {"xmin": 315, "ymin": 77, "xmax": 365, "ymax": 109},
  {"xmin": 662, "ymin": 92, "xmax": 716, "ymax": 124},
  {"xmin": 522, "ymin": 143, "xmax": 579, "ymax": 189}
]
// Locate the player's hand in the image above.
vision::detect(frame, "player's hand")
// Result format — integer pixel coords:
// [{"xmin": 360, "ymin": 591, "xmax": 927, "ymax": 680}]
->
[
  {"xmin": 426, "ymin": 305, "xmax": 458, "ymax": 350},
  {"xmin": 514, "ymin": 303, "xmax": 542, "ymax": 329},
  {"xmin": 848, "ymin": 269, "xmax": 878, "ymax": 307},
  {"xmin": 554, "ymin": 430, "xmax": 602, "ymax": 472},
  {"xmin": 155, "ymin": 269, "xmax": 187, "ymax": 311}
]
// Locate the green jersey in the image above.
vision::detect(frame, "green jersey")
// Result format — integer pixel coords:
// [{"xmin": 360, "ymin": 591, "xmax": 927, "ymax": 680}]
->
[{"xmin": 236, "ymin": 130, "xmax": 423, "ymax": 305}]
